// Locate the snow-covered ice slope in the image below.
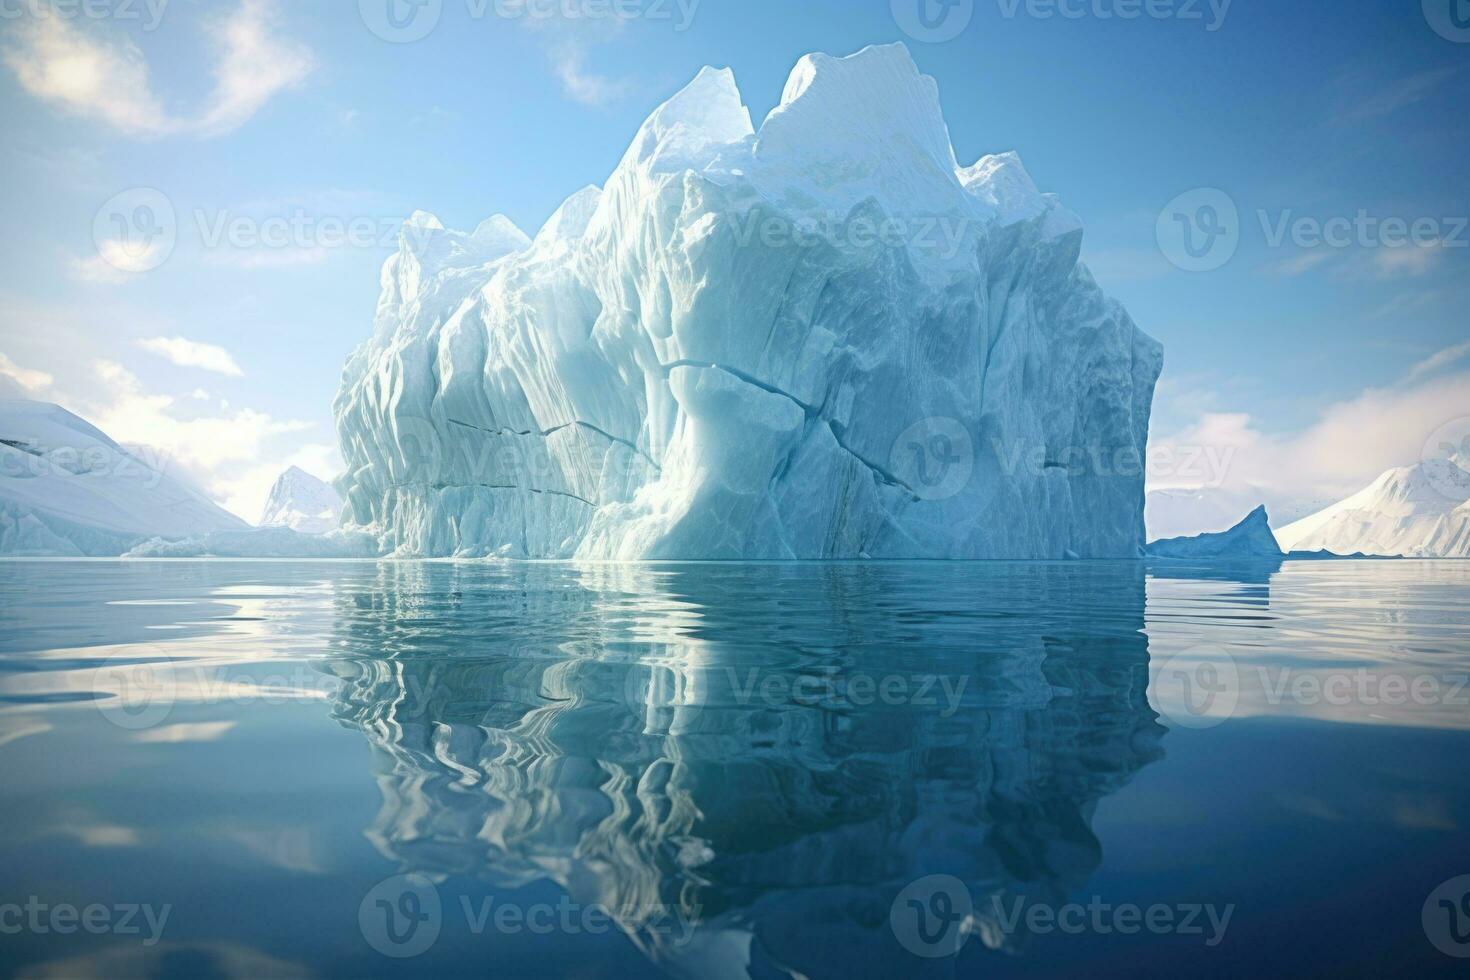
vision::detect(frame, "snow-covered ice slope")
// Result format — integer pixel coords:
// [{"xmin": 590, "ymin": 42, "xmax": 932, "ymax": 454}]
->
[
  {"xmin": 1275, "ymin": 459, "xmax": 1470, "ymax": 558},
  {"xmin": 126, "ymin": 526, "xmax": 379, "ymax": 559},
  {"xmin": 259, "ymin": 466, "xmax": 342, "ymax": 534},
  {"xmin": 0, "ymin": 399, "xmax": 247, "ymax": 556},
  {"xmin": 334, "ymin": 44, "xmax": 1162, "ymax": 559}
]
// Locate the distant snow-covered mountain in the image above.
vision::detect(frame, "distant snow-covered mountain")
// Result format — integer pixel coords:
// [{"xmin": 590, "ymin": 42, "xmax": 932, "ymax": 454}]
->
[
  {"xmin": 0, "ymin": 399, "xmax": 247, "ymax": 556},
  {"xmin": 1275, "ymin": 458, "xmax": 1470, "ymax": 558},
  {"xmin": 259, "ymin": 466, "xmax": 341, "ymax": 534}
]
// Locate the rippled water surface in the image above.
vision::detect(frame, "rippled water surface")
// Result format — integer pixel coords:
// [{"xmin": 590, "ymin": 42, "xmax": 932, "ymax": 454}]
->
[{"xmin": 2, "ymin": 559, "xmax": 1469, "ymax": 978}]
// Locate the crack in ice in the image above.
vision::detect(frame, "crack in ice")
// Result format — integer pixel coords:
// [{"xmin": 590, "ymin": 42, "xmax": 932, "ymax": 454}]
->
[
  {"xmin": 661, "ymin": 361, "xmax": 919, "ymax": 499},
  {"xmin": 447, "ymin": 417, "xmax": 660, "ymax": 472}
]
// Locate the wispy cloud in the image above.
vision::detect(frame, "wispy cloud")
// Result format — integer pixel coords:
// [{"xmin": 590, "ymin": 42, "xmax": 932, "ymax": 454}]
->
[
  {"xmin": 1364, "ymin": 287, "xmax": 1450, "ymax": 321},
  {"xmin": 520, "ymin": 14, "xmax": 634, "ymax": 107},
  {"xmin": 1332, "ymin": 66, "xmax": 1462, "ymax": 125},
  {"xmin": 1404, "ymin": 341, "xmax": 1470, "ymax": 384},
  {"xmin": 0, "ymin": 352, "xmax": 54, "ymax": 392},
  {"xmin": 193, "ymin": 0, "xmax": 315, "ymax": 137},
  {"xmin": 546, "ymin": 40, "xmax": 634, "ymax": 107},
  {"xmin": 86, "ymin": 359, "xmax": 313, "ymax": 518},
  {"xmin": 3, "ymin": 0, "xmax": 312, "ymax": 138},
  {"xmin": 2, "ymin": 13, "xmax": 170, "ymax": 136},
  {"xmin": 1151, "ymin": 367, "xmax": 1470, "ymax": 507},
  {"xmin": 1259, "ymin": 242, "xmax": 1455, "ymax": 283},
  {"xmin": 137, "ymin": 336, "xmax": 244, "ymax": 376},
  {"xmin": 1, "ymin": 296, "xmax": 328, "ymax": 522},
  {"xmin": 1263, "ymin": 248, "xmax": 1338, "ymax": 278},
  {"xmin": 1370, "ymin": 240, "xmax": 1450, "ymax": 279},
  {"xmin": 55, "ymin": 822, "xmax": 141, "ymax": 848},
  {"xmin": 69, "ymin": 239, "xmax": 169, "ymax": 282}
]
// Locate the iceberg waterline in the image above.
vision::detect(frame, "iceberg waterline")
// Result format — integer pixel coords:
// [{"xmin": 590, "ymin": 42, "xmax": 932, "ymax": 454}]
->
[{"xmin": 333, "ymin": 44, "xmax": 1163, "ymax": 559}]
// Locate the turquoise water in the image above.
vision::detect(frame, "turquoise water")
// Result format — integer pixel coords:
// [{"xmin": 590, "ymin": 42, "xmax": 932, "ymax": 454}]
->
[{"xmin": 1, "ymin": 559, "xmax": 1469, "ymax": 978}]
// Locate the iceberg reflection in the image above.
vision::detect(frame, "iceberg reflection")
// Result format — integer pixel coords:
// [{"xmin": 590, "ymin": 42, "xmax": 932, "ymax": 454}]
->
[{"xmin": 323, "ymin": 562, "xmax": 1167, "ymax": 975}]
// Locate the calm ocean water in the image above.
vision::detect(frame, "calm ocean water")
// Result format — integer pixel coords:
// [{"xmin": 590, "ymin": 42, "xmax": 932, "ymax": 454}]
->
[{"xmin": 1, "ymin": 559, "xmax": 1469, "ymax": 978}]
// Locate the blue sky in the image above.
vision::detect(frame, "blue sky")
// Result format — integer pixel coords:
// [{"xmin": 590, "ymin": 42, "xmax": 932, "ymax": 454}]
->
[{"xmin": 0, "ymin": 0, "xmax": 1466, "ymax": 519}]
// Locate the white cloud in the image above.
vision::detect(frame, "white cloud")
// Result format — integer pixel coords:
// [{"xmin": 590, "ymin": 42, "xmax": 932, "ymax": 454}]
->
[
  {"xmin": 1405, "ymin": 341, "xmax": 1470, "ymax": 384},
  {"xmin": 69, "ymin": 238, "xmax": 170, "ymax": 282},
  {"xmin": 546, "ymin": 41, "xmax": 634, "ymax": 107},
  {"xmin": 69, "ymin": 255, "xmax": 127, "ymax": 285},
  {"xmin": 137, "ymin": 336, "xmax": 244, "ymax": 376},
  {"xmin": 1333, "ymin": 66, "xmax": 1462, "ymax": 125},
  {"xmin": 2, "ymin": 13, "xmax": 171, "ymax": 135},
  {"xmin": 61, "ymin": 823, "xmax": 141, "ymax": 848},
  {"xmin": 3, "ymin": 0, "xmax": 312, "ymax": 138},
  {"xmin": 193, "ymin": 0, "xmax": 315, "ymax": 137},
  {"xmin": 1261, "ymin": 242, "xmax": 1456, "ymax": 282},
  {"xmin": 0, "ymin": 299, "xmax": 332, "ymax": 523},
  {"xmin": 0, "ymin": 352, "xmax": 54, "ymax": 392},
  {"xmin": 84, "ymin": 359, "xmax": 312, "ymax": 518},
  {"xmin": 1364, "ymin": 287, "xmax": 1449, "ymax": 321},
  {"xmin": 1371, "ymin": 241, "xmax": 1449, "ymax": 279},
  {"xmin": 1150, "ymin": 369, "xmax": 1470, "ymax": 511},
  {"xmin": 520, "ymin": 13, "xmax": 633, "ymax": 107},
  {"xmin": 1264, "ymin": 248, "xmax": 1338, "ymax": 278}
]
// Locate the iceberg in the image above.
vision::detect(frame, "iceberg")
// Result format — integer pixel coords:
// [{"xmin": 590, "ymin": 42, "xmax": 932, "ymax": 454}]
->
[
  {"xmin": 1146, "ymin": 486, "xmax": 1278, "ymax": 541},
  {"xmin": 1146, "ymin": 506, "xmax": 1285, "ymax": 560},
  {"xmin": 259, "ymin": 465, "xmax": 342, "ymax": 534},
  {"xmin": 1275, "ymin": 459, "xmax": 1470, "ymax": 558},
  {"xmin": 333, "ymin": 44, "xmax": 1162, "ymax": 560},
  {"xmin": 0, "ymin": 399, "xmax": 246, "ymax": 557}
]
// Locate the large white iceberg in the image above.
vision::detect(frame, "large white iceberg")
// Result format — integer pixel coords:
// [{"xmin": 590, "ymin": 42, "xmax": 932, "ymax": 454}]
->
[
  {"xmin": 0, "ymin": 399, "xmax": 246, "ymax": 556},
  {"xmin": 334, "ymin": 44, "xmax": 1162, "ymax": 559}
]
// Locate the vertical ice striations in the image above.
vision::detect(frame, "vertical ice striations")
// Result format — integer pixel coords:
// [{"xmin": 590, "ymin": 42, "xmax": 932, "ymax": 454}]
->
[{"xmin": 334, "ymin": 44, "xmax": 1163, "ymax": 559}]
